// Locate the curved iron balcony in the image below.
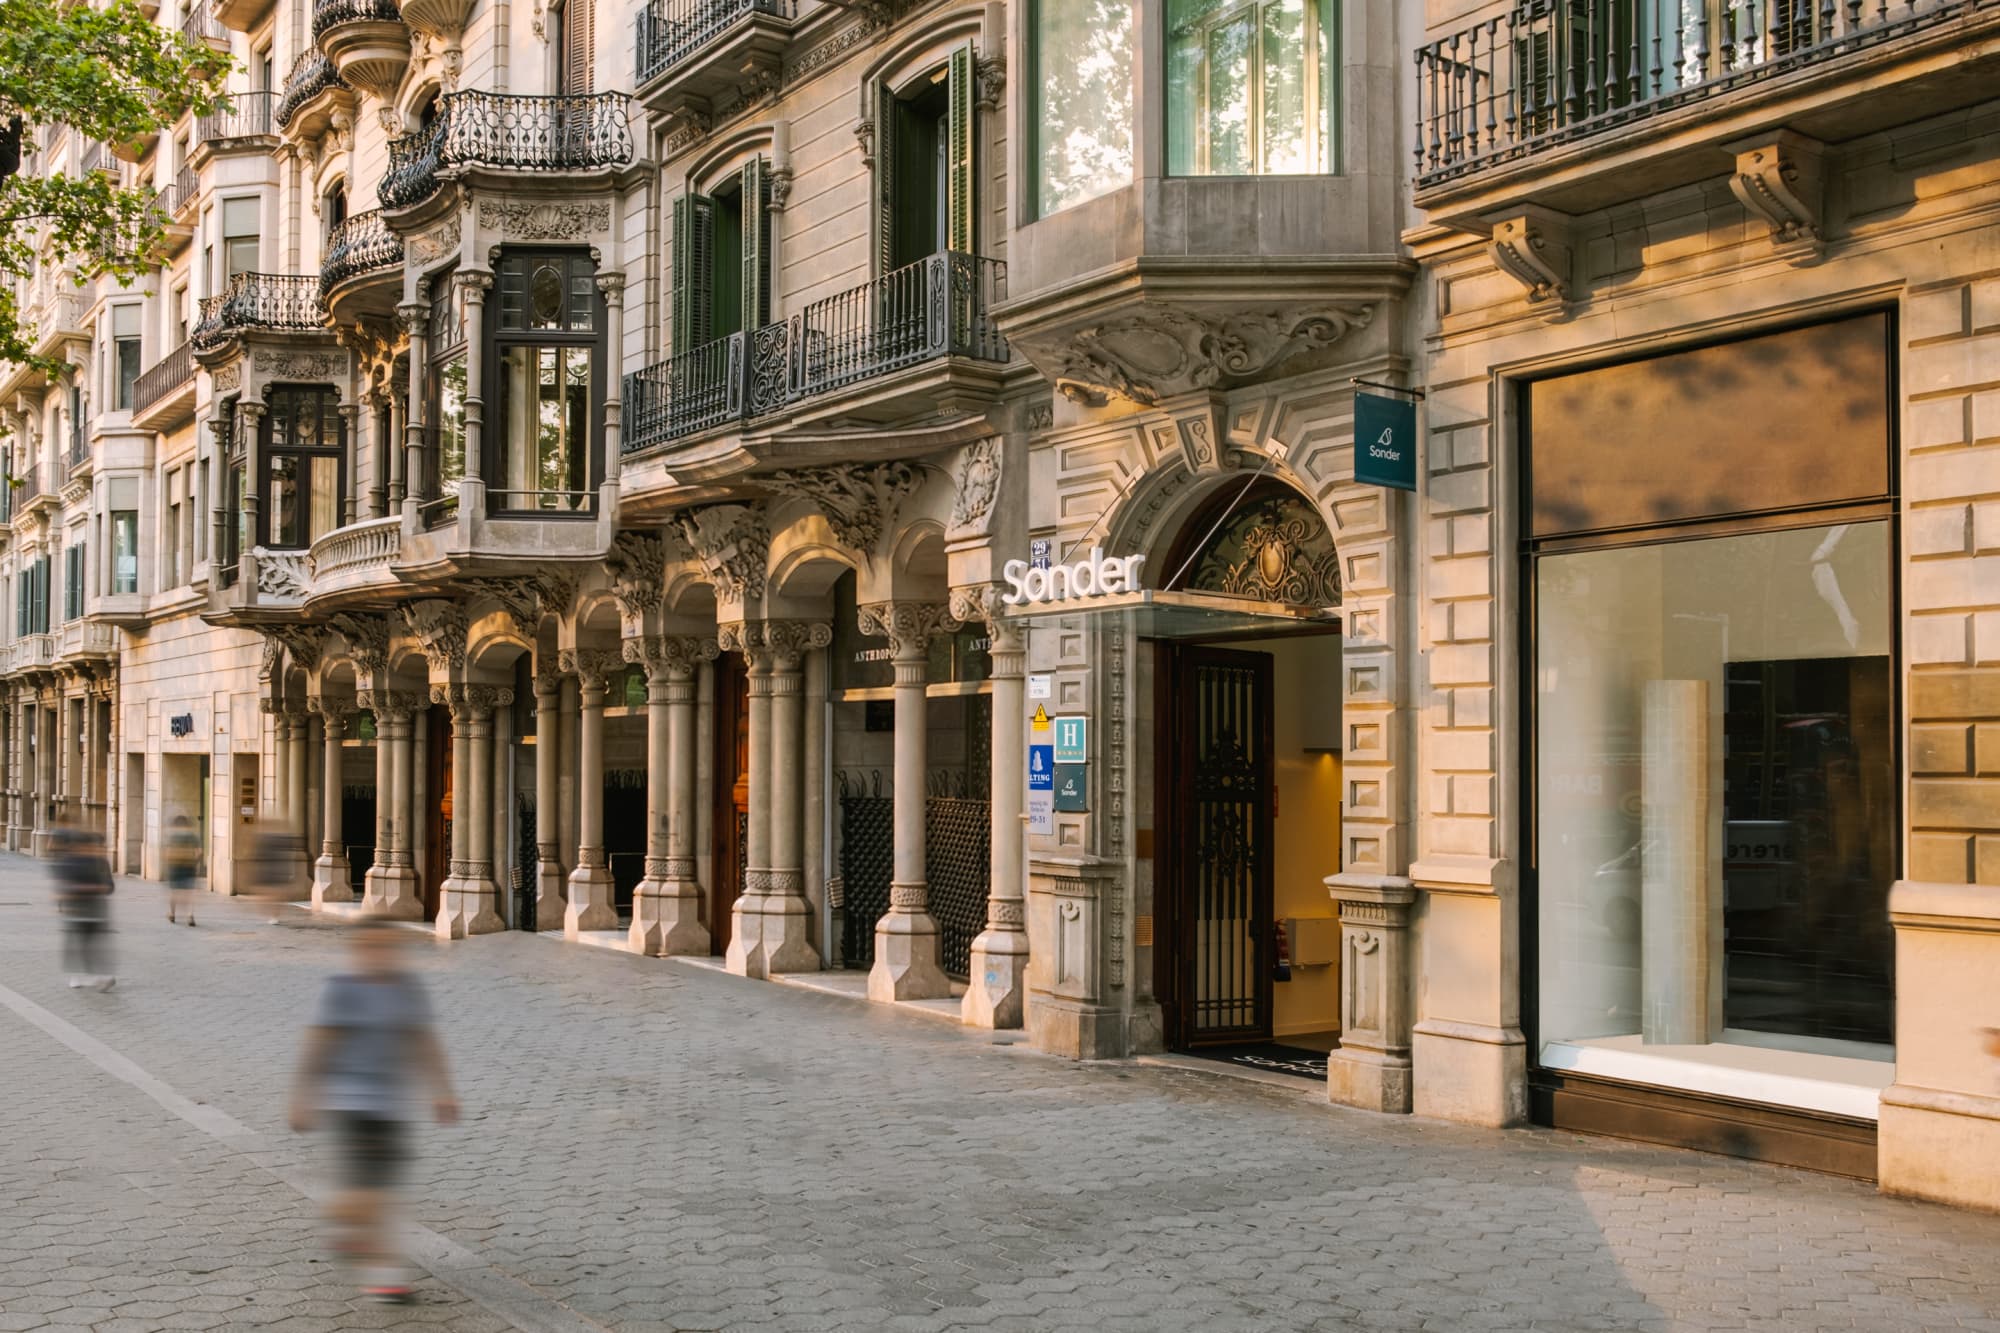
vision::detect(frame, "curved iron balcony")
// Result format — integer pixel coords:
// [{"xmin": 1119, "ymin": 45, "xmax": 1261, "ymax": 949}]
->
[
  {"xmin": 380, "ymin": 90, "xmax": 634, "ymax": 209},
  {"xmin": 311, "ymin": 0, "xmax": 401, "ymax": 40},
  {"xmin": 636, "ymin": 0, "xmax": 792, "ymax": 87},
  {"xmin": 274, "ymin": 48, "xmax": 350, "ymax": 129},
  {"xmin": 320, "ymin": 209, "xmax": 403, "ymax": 297},
  {"xmin": 624, "ymin": 251, "xmax": 1007, "ymax": 452},
  {"xmin": 193, "ymin": 272, "xmax": 327, "ymax": 350}
]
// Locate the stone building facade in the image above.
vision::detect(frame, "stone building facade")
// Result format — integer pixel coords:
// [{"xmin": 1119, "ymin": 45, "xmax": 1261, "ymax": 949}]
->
[{"xmin": 6, "ymin": 0, "xmax": 1996, "ymax": 1214}]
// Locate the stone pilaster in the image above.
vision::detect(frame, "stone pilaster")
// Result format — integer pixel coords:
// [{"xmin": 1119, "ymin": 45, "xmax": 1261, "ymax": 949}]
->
[
  {"xmin": 954, "ymin": 587, "xmax": 1029, "ymax": 1028},
  {"xmin": 310, "ymin": 697, "xmax": 355, "ymax": 907},
  {"xmin": 433, "ymin": 684, "xmax": 511, "ymax": 938},
  {"xmin": 625, "ymin": 635, "xmax": 719, "ymax": 956},
  {"xmin": 531, "ymin": 663, "xmax": 567, "ymax": 931},
  {"xmin": 1325, "ymin": 879, "xmax": 1417, "ymax": 1114},
  {"xmin": 859, "ymin": 601, "xmax": 960, "ymax": 1002},
  {"xmin": 360, "ymin": 690, "xmax": 423, "ymax": 918}
]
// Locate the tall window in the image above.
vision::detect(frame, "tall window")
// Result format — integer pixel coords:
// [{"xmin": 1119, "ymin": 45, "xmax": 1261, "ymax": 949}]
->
[
  {"xmin": 111, "ymin": 304, "xmax": 141, "ymax": 409},
  {"xmin": 62, "ymin": 543, "xmax": 84, "ymax": 621},
  {"xmin": 556, "ymin": 0, "xmax": 595, "ymax": 94},
  {"xmin": 875, "ymin": 46, "xmax": 976, "ymax": 272},
  {"xmin": 172, "ymin": 284, "xmax": 190, "ymax": 347},
  {"xmin": 1031, "ymin": 0, "xmax": 1133, "ymax": 217},
  {"xmin": 262, "ymin": 387, "xmax": 344, "ymax": 548},
  {"xmin": 17, "ymin": 556, "xmax": 50, "ymax": 635},
  {"xmin": 426, "ymin": 274, "xmax": 467, "ymax": 503},
  {"xmin": 165, "ymin": 467, "xmax": 183, "ymax": 587},
  {"xmin": 493, "ymin": 250, "xmax": 600, "ymax": 511},
  {"xmin": 324, "ymin": 184, "xmax": 347, "ymax": 243},
  {"xmin": 221, "ymin": 197, "xmax": 259, "ymax": 285},
  {"xmin": 669, "ymin": 158, "xmax": 771, "ymax": 354},
  {"xmin": 110, "ymin": 509, "xmax": 138, "ymax": 595},
  {"xmin": 1167, "ymin": 0, "xmax": 1338, "ymax": 176}
]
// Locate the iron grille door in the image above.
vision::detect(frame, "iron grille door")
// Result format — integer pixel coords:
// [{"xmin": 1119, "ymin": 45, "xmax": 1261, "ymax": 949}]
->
[
  {"xmin": 838, "ymin": 771, "xmax": 893, "ymax": 968},
  {"xmin": 1175, "ymin": 646, "xmax": 1275, "ymax": 1044}
]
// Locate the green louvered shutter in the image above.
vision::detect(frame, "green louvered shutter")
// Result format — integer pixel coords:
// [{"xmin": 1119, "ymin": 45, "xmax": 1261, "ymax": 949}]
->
[
  {"xmin": 946, "ymin": 43, "xmax": 975, "ymax": 255},
  {"xmin": 671, "ymin": 191, "xmax": 715, "ymax": 354},
  {"xmin": 874, "ymin": 79, "xmax": 898, "ymax": 276},
  {"xmin": 741, "ymin": 155, "xmax": 771, "ymax": 329}
]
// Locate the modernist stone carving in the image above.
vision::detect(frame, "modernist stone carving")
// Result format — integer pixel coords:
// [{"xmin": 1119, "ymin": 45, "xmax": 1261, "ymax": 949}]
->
[
  {"xmin": 476, "ymin": 199, "xmax": 610, "ymax": 241},
  {"xmin": 761, "ymin": 462, "xmax": 923, "ymax": 556},
  {"xmin": 606, "ymin": 530, "xmax": 668, "ymax": 617},
  {"xmin": 405, "ymin": 211, "xmax": 461, "ymax": 265},
  {"xmin": 1727, "ymin": 131, "xmax": 1826, "ymax": 257},
  {"xmin": 1050, "ymin": 305, "xmax": 1375, "ymax": 406},
  {"xmin": 673, "ymin": 504, "xmax": 769, "ymax": 604},
  {"xmin": 856, "ymin": 602, "xmax": 959, "ymax": 658},
  {"xmin": 558, "ymin": 647, "xmax": 624, "ymax": 690},
  {"xmin": 946, "ymin": 440, "xmax": 1001, "ymax": 538},
  {"xmin": 209, "ymin": 361, "xmax": 242, "ymax": 393},
  {"xmin": 401, "ymin": 599, "xmax": 468, "ymax": 672},
  {"xmin": 463, "ymin": 569, "xmax": 576, "ymax": 636},
  {"xmin": 267, "ymin": 624, "xmax": 327, "ymax": 672},
  {"xmin": 328, "ymin": 613, "xmax": 392, "ymax": 679},
  {"xmin": 1487, "ymin": 207, "xmax": 1573, "ymax": 305},
  {"xmin": 253, "ymin": 351, "xmax": 347, "ymax": 382},
  {"xmin": 622, "ymin": 634, "xmax": 719, "ymax": 678},
  {"xmin": 253, "ymin": 549, "xmax": 311, "ymax": 600}
]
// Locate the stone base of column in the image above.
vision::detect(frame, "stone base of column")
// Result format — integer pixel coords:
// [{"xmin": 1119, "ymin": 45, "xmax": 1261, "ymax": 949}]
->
[
  {"xmin": 1328, "ymin": 1045, "xmax": 1414, "ymax": 1114},
  {"xmin": 868, "ymin": 894, "xmax": 951, "ymax": 1002},
  {"xmin": 759, "ymin": 881, "xmax": 819, "ymax": 974},
  {"xmin": 962, "ymin": 926, "xmax": 1029, "ymax": 1028},
  {"xmin": 311, "ymin": 851, "xmax": 355, "ymax": 907},
  {"xmin": 437, "ymin": 870, "xmax": 505, "ymax": 939},
  {"xmin": 6, "ymin": 821, "xmax": 28, "ymax": 852},
  {"xmin": 533, "ymin": 857, "xmax": 566, "ymax": 933},
  {"xmin": 362, "ymin": 863, "xmax": 425, "ymax": 920},
  {"xmin": 724, "ymin": 888, "xmax": 769, "ymax": 977},
  {"xmin": 563, "ymin": 862, "xmax": 618, "ymax": 937},
  {"xmin": 628, "ymin": 877, "xmax": 709, "ymax": 957},
  {"xmin": 31, "ymin": 828, "xmax": 54, "ymax": 858}
]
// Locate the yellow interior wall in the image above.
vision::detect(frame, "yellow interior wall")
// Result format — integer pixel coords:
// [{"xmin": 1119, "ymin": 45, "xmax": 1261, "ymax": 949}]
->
[{"xmin": 1254, "ymin": 633, "xmax": 1345, "ymax": 1038}]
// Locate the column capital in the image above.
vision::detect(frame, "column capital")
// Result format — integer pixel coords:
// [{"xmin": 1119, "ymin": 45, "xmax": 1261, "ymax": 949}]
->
[
  {"xmin": 594, "ymin": 271, "xmax": 627, "ymax": 301},
  {"xmin": 358, "ymin": 688, "xmax": 423, "ymax": 722},
  {"xmin": 455, "ymin": 269, "xmax": 494, "ymax": 299},
  {"xmin": 718, "ymin": 619, "xmax": 831, "ymax": 671},
  {"xmin": 947, "ymin": 584, "xmax": 1027, "ymax": 672},
  {"xmin": 429, "ymin": 682, "xmax": 515, "ymax": 719},
  {"xmin": 310, "ymin": 695, "xmax": 355, "ymax": 725},
  {"xmin": 396, "ymin": 299, "xmax": 427, "ymax": 334},
  {"xmin": 857, "ymin": 601, "xmax": 959, "ymax": 665},
  {"xmin": 532, "ymin": 662, "xmax": 565, "ymax": 700},
  {"xmin": 558, "ymin": 647, "xmax": 624, "ymax": 695},
  {"xmin": 622, "ymin": 633, "xmax": 719, "ymax": 681}
]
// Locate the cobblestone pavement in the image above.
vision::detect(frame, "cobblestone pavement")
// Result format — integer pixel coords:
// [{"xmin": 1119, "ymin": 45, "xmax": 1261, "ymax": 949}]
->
[{"xmin": 3, "ymin": 861, "xmax": 1999, "ymax": 1333}]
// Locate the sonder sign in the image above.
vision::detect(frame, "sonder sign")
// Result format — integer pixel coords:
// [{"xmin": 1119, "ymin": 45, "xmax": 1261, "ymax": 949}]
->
[{"xmin": 1001, "ymin": 547, "xmax": 1146, "ymax": 606}]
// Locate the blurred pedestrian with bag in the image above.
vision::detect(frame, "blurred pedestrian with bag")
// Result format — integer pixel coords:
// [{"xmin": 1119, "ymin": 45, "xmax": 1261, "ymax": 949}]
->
[
  {"xmin": 52, "ymin": 821, "xmax": 116, "ymax": 990},
  {"xmin": 165, "ymin": 813, "xmax": 200, "ymax": 926}
]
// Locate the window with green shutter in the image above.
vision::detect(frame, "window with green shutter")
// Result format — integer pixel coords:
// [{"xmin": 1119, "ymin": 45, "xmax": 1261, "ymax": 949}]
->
[
  {"xmin": 875, "ymin": 44, "xmax": 979, "ymax": 272},
  {"xmin": 669, "ymin": 156, "xmax": 774, "ymax": 353}
]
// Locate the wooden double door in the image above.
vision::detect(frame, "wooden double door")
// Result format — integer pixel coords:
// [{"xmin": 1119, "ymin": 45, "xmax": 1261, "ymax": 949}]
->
[{"xmin": 1155, "ymin": 645, "xmax": 1276, "ymax": 1049}]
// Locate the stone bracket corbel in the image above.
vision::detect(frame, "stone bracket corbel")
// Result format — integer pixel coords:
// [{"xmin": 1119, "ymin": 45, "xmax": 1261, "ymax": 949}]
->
[
  {"xmin": 1486, "ymin": 206, "xmax": 1574, "ymax": 307},
  {"xmin": 1725, "ymin": 130, "xmax": 1826, "ymax": 260},
  {"xmin": 1146, "ymin": 392, "xmax": 1230, "ymax": 475}
]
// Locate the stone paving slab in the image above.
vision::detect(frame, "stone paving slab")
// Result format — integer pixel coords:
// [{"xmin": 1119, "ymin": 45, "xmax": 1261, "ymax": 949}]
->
[{"xmin": 2, "ymin": 859, "xmax": 1999, "ymax": 1332}]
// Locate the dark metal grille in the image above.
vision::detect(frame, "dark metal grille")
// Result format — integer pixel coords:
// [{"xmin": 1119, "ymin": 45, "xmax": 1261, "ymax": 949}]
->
[
  {"xmin": 836, "ymin": 771, "xmax": 892, "ymax": 969},
  {"xmin": 636, "ymin": 0, "xmax": 794, "ymax": 88},
  {"xmin": 380, "ymin": 90, "xmax": 635, "ymax": 209},
  {"xmin": 312, "ymin": 0, "xmax": 403, "ymax": 40},
  {"xmin": 165, "ymin": 163, "xmax": 198, "ymax": 216},
  {"xmin": 926, "ymin": 788, "xmax": 990, "ymax": 982},
  {"xmin": 1416, "ymin": 0, "xmax": 1979, "ymax": 188},
  {"xmin": 622, "ymin": 252, "xmax": 1007, "ymax": 454},
  {"xmin": 275, "ymin": 49, "xmax": 350, "ymax": 129},
  {"xmin": 192, "ymin": 273, "xmax": 327, "ymax": 350},
  {"xmin": 180, "ymin": 0, "xmax": 225, "ymax": 43},
  {"xmin": 132, "ymin": 341, "xmax": 192, "ymax": 415},
  {"xmin": 319, "ymin": 209, "xmax": 403, "ymax": 298},
  {"xmin": 1188, "ymin": 658, "xmax": 1266, "ymax": 1038},
  {"xmin": 198, "ymin": 90, "xmax": 274, "ymax": 144}
]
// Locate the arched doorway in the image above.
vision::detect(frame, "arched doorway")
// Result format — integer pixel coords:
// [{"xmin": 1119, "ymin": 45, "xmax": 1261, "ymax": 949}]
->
[{"xmin": 1150, "ymin": 479, "xmax": 1345, "ymax": 1065}]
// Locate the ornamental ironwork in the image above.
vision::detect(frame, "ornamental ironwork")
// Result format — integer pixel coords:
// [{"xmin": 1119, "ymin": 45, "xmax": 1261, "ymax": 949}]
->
[
  {"xmin": 132, "ymin": 340, "xmax": 193, "ymax": 415},
  {"xmin": 197, "ymin": 90, "xmax": 273, "ymax": 145},
  {"xmin": 836, "ymin": 770, "xmax": 892, "ymax": 969},
  {"xmin": 379, "ymin": 90, "xmax": 635, "ymax": 209},
  {"xmin": 274, "ymin": 49, "xmax": 350, "ymax": 129},
  {"xmin": 1183, "ymin": 492, "xmax": 1342, "ymax": 608},
  {"xmin": 192, "ymin": 273, "xmax": 328, "ymax": 350},
  {"xmin": 319, "ymin": 209, "xmax": 404, "ymax": 298},
  {"xmin": 311, "ymin": 0, "xmax": 402, "ymax": 40},
  {"xmin": 635, "ymin": 0, "xmax": 794, "ymax": 88}
]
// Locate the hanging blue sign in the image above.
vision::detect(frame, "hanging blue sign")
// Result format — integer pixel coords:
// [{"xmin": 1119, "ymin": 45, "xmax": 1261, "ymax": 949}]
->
[
  {"xmin": 1354, "ymin": 391, "xmax": 1418, "ymax": 492},
  {"xmin": 1028, "ymin": 744, "xmax": 1054, "ymax": 792}
]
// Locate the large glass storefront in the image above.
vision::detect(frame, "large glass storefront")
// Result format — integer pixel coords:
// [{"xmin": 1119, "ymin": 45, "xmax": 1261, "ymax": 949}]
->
[{"xmin": 1525, "ymin": 313, "xmax": 1898, "ymax": 1130}]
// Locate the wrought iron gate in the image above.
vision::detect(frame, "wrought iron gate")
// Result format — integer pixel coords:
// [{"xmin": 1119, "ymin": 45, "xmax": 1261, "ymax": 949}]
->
[
  {"xmin": 1175, "ymin": 647, "xmax": 1274, "ymax": 1043},
  {"xmin": 837, "ymin": 770, "xmax": 893, "ymax": 967},
  {"xmin": 926, "ymin": 777, "xmax": 991, "ymax": 980}
]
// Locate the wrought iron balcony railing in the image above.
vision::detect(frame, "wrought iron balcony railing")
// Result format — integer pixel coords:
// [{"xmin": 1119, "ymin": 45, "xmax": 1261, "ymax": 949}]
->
[
  {"xmin": 380, "ymin": 90, "xmax": 634, "ymax": 208},
  {"xmin": 635, "ymin": 0, "xmax": 793, "ymax": 87},
  {"xmin": 623, "ymin": 251, "xmax": 1007, "ymax": 453},
  {"xmin": 132, "ymin": 340, "xmax": 194, "ymax": 415},
  {"xmin": 67, "ymin": 419, "xmax": 86, "ymax": 470},
  {"xmin": 166, "ymin": 163, "xmax": 198, "ymax": 215},
  {"xmin": 198, "ymin": 90, "xmax": 274, "ymax": 145},
  {"xmin": 180, "ymin": 0, "xmax": 225, "ymax": 43},
  {"xmin": 319, "ymin": 209, "xmax": 403, "ymax": 297},
  {"xmin": 192, "ymin": 272, "xmax": 326, "ymax": 349},
  {"xmin": 1415, "ymin": 0, "xmax": 1982, "ymax": 187},
  {"xmin": 77, "ymin": 139, "xmax": 109, "ymax": 175},
  {"xmin": 275, "ymin": 48, "xmax": 351, "ymax": 129},
  {"xmin": 312, "ymin": 0, "xmax": 402, "ymax": 39}
]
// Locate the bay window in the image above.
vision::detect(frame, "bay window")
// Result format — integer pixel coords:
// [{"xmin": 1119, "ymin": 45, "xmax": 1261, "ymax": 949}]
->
[
  {"xmin": 1030, "ymin": 0, "xmax": 1134, "ymax": 217},
  {"xmin": 492, "ymin": 250, "xmax": 601, "ymax": 513},
  {"xmin": 260, "ymin": 386, "xmax": 344, "ymax": 548},
  {"xmin": 111, "ymin": 509, "xmax": 138, "ymax": 595},
  {"xmin": 427, "ymin": 273, "xmax": 467, "ymax": 505},
  {"xmin": 112, "ymin": 304, "xmax": 142, "ymax": 410},
  {"xmin": 1167, "ymin": 0, "xmax": 1338, "ymax": 176}
]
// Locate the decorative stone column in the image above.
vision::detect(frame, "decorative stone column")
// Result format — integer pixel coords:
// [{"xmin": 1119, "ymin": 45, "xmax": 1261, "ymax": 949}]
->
[
  {"xmin": 597, "ymin": 274, "xmax": 625, "ymax": 486},
  {"xmin": 625, "ymin": 635, "xmax": 718, "ymax": 956},
  {"xmin": 435, "ymin": 684, "xmax": 510, "ymax": 938},
  {"xmin": 859, "ymin": 602, "xmax": 959, "ymax": 1002},
  {"xmin": 336, "ymin": 403, "xmax": 362, "ymax": 525},
  {"xmin": 360, "ymin": 690, "xmax": 422, "ymax": 918},
  {"xmin": 957, "ymin": 591, "xmax": 1029, "ymax": 1028},
  {"xmin": 278, "ymin": 706, "xmax": 312, "ymax": 894},
  {"xmin": 456, "ymin": 270, "xmax": 491, "ymax": 519},
  {"xmin": 1325, "ymin": 878, "xmax": 1418, "ymax": 1113},
  {"xmin": 532, "ymin": 663, "xmax": 566, "ymax": 931},
  {"xmin": 727, "ymin": 633, "xmax": 774, "ymax": 975},
  {"xmin": 397, "ymin": 295, "xmax": 427, "ymax": 518},
  {"xmin": 310, "ymin": 697, "xmax": 354, "ymax": 906},
  {"xmin": 560, "ymin": 648, "xmax": 621, "ymax": 937},
  {"xmin": 762, "ymin": 621, "xmax": 828, "ymax": 973},
  {"xmin": 237, "ymin": 402, "xmax": 266, "ymax": 554}
]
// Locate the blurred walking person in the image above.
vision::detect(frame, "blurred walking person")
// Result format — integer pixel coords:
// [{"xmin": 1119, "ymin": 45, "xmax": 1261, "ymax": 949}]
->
[
  {"xmin": 52, "ymin": 822, "xmax": 116, "ymax": 990},
  {"xmin": 289, "ymin": 916, "xmax": 458, "ymax": 1304},
  {"xmin": 165, "ymin": 814, "xmax": 200, "ymax": 925}
]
